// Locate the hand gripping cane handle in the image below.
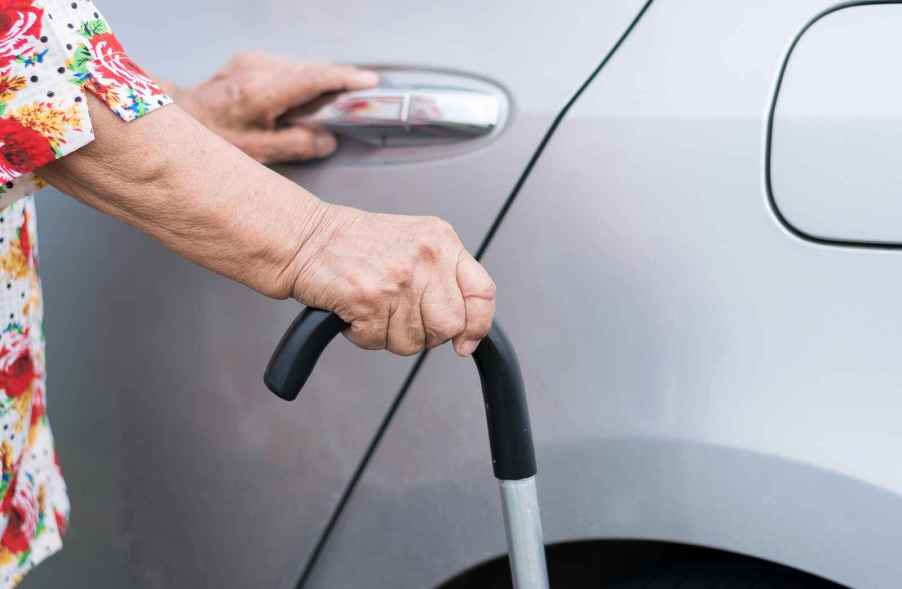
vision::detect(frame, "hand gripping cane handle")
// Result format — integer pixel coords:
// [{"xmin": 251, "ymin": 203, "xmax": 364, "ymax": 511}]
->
[{"xmin": 263, "ymin": 307, "xmax": 537, "ymax": 481}]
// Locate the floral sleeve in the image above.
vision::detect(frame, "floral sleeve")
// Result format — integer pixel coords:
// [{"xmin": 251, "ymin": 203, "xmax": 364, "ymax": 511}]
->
[
  {"xmin": 0, "ymin": 2, "xmax": 171, "ymax": 585},
  {"xmin": 0, "ymin": 0, "xmax": 171, "ymax": 207}
]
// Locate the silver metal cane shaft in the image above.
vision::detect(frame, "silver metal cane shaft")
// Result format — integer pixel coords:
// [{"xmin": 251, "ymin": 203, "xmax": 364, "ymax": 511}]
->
[
  {"xmin": 265, "ymin": 311, "xmax": 551, "ymax": 587},
  {"xmin": 499, "ymin": 476, "xmax": 550, "ymax": 589}
]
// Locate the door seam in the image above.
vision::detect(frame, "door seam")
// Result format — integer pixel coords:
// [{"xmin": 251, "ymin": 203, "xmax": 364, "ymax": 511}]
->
[{"xmin": 292, "ymin": 2, "xmax": 656, "ymax": 586}]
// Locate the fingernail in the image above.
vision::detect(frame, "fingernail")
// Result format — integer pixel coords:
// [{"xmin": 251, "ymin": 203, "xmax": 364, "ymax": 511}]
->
[
  {"xmin": 315, "ymin": 134, "xmax": 337, "ymax": 155},
  {"xmin": 458, "ymin": 339, "xmax": 479, "ymax": 357},
  {"xmin": 355, "ymin": 70, "xmax": 380, "ymax": 86}
]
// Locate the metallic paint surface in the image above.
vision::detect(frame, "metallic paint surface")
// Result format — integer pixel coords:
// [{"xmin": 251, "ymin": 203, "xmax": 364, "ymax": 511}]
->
[{"xmin": 305, "ymin": 2, "xmax": 902, "ymax": 588}]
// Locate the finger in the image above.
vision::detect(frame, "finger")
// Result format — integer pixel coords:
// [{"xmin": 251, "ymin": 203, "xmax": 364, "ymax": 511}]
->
[
  {"xmin": 452, "ymin": 251, "xmax": 496, "ymax": 357},
  {"xmin": 270, "ymin": 64, "xmax": 379, "ymax": 113},
  {"xmin": 340, "ymin": 272, "xmax": 390, "ymax": 351},
  {"xmin": 420, "ymin": 270, "xmax": 467, "ymax": 349},
  {"xmin": 385, "ymin": 290, "xmax": 426, "ymax": 356},
  {"xmin": 454, "ymin": 296, "xmax": 494, "ymax": 356},
  {"xmin": 239, "ymin": 126, "xmax": 338, "ymax": 164}
]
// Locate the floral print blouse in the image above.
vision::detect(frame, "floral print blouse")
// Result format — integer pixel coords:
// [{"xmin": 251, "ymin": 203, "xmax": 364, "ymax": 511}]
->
[{"xmin": 0, "ymin": 0, "xmax": 171, "ymax": 585}]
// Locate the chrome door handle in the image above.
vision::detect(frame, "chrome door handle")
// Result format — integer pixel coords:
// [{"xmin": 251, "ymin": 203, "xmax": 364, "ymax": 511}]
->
[{"xmin": 281, "ymin": 87, "xmax": 502, "ymax": 147}]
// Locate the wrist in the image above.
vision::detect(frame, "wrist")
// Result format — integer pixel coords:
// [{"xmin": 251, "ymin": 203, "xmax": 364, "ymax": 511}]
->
[
  {"xmin": 239, "ymin": 187, "xmax": 332, "ymax": 301},
  {"xmin": 160, "ymin": 81, "xmax": 204, "ymax": 125},
  {"xmin": 285, "ymin": 202, "xmax": 365, "ymax": 303}
]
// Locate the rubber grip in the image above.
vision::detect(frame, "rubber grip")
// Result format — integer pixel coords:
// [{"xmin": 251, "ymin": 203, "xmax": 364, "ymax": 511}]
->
[
  {"xmin": 263, "ymin": 307, "xmax": 348, "ymax": 401},
  {"xmin": 263, "ymin": 308, "xmax": 537, "ymax": 480}
]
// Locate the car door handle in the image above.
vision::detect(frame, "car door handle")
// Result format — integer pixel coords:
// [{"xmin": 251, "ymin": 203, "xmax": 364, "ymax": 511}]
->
[{"xmin": 280, "ymin": 87, "xmax": 502, "ymax": 147}]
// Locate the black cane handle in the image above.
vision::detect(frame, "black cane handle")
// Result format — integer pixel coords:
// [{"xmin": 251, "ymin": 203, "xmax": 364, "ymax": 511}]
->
[{"xmin": 263, "ymin": 307, "xmax": 537, "ymax": 480}]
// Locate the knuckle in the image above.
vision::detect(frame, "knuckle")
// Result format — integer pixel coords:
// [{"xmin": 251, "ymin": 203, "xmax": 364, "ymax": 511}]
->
[
  {"xmin": 347, "ymin": 277, "xmax": 383, "ymax": 308},
  {"xmin": 413, "ymin": 223, "xmax": 450, "ymax": 264},
  {"xmin": 356, "ymin": 285, "xmax": 384, "ymax": 308},
  {"xmin": 233, "ymin": 79, "xmax": 277, "ymax": 120},
  {"xmin": 230, "ymin": 76, "xmax": 259, "ymax": 108},
  {"xmin": 388, "ymin": 265, "xmax": 413, "ymax": 289},
  {"xmin": 430, "ymin": 310, "xmax": 466, "ymax": 341},
  {"xmin": 223, "ymin": 78, "xmax": 246, "ymax": 103}
]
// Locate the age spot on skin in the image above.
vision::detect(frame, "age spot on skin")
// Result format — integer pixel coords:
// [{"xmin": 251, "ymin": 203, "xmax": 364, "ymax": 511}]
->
[{"xmin": 418, "ymin": 243, "xmax": 438, "ymax": 264}]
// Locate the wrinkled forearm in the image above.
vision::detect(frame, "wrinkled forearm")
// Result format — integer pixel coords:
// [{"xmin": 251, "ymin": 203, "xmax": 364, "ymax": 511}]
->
[
  {"xmin": 39, "ymin": 95, "xmax": 325, "ymax": 299},
  {"xmin": 158, "ymin": 81, "xmax": 206, "ymax": 126}
]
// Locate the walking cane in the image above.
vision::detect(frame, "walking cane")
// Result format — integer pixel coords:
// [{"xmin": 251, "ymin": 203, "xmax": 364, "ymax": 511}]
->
[{"xmin": 264, "ymin": 307, "xmax": 551, "ymax": 589}]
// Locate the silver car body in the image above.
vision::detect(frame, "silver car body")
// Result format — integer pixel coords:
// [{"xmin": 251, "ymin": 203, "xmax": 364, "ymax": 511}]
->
[{"xmin": 28, "ymin": 1, "xmax": 902, "ymax": 588}]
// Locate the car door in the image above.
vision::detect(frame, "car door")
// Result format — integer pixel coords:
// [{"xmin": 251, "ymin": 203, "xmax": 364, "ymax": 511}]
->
[
  {"xmin": 30, "ymin": 2, "xmax": 650, "ymax": 588},
  {"xmin": 296, "ymin": 2, "xmax": 902, "ymax": 589}
]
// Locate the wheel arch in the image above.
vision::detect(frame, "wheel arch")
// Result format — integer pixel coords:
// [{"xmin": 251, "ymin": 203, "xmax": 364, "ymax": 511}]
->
[
  {"xmin": 438, "ymin": 539, "xmax": 845, "ymax": 588},
  {"xmin": 425, "ymin": 435, "xmax": 899, "ymax": 589},
  {"xmin": 511, "ymin": 436, "xmax": 898, "ymax": 589}
]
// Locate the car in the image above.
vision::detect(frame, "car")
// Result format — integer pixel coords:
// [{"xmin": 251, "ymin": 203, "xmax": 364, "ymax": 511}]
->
[{"xmin": 29, "ymin": 0, "xmax": 902, "ymax": 587}]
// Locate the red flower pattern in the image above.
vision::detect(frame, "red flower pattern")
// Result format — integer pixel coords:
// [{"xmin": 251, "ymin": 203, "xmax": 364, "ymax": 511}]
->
[
  {"xmin": 89, "ymin": 32, "xmax": 162, "ymax": 97},
  {"xmin": 0, "ymin": 0, "xmax": 42, "ymax": 71},
  {"xmin": 16, "ymin": 208, "xmax": 28, "ymax": 263},
  {"xmin": 0, "ymin": 511, "xmax": 27, "ymax": 553},
  {"xmin": 52, "ymin": 510, "xmax": 64, "ymax": 536},
  {"xmin": 0, "ymin": 118, "xmax": 54, "ymax": 180},
  {"xmin": 0, "ymin": 472, "xmax": 35, "ymax": 554},
  {"xmin": 0, "ymin": 348, "xmax": 33, "ymax": 399}
]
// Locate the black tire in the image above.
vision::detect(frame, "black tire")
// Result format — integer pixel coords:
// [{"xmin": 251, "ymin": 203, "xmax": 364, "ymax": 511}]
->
[
  {"xmin": 438, "ymin": 542, "xmax": 846, "ymax": 589},
  {"xmin": 609, "ymin": 562, "xmax": 844, "ymax": 589}
]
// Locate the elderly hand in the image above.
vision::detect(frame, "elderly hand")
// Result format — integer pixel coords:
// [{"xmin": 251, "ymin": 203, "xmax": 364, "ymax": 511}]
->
[
  {"xmin": 288, "ymin": 204, "xmax": 496, "ymax": 357},
  {"xmin": 164, "ymin": 53, "xmax": 379, "ymax": 163},
  {"xmin": 49, "ymin": 79, "xmax": 495, "ymax": 358}
]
